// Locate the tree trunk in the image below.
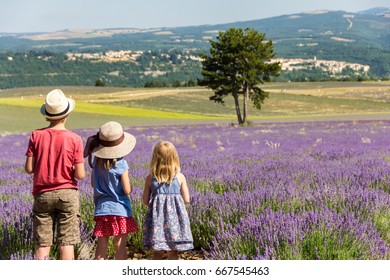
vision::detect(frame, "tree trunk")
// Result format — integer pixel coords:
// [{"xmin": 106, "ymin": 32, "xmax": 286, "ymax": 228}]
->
[
  {"xmin": 233, "ymin": 92, "xmax": 243, "ymax": 124},
  {"xmin": 243, "ymin": 83, "xmax": 249, "ymax": 124}
]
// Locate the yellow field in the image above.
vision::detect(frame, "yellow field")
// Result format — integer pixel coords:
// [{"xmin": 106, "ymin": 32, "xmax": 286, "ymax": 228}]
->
[{"xmin": 0, "ymin": 98, "xmax": 224, "ymax": 120}]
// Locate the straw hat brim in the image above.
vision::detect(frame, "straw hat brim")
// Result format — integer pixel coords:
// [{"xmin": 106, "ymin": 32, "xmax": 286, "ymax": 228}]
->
[
  {"xmin": 92, "ymin": 132, "xmax": 136, "ymax": 159},
  {"xmin": 40, "ymin": 98, "xmax": 76, "ymax": 120}
]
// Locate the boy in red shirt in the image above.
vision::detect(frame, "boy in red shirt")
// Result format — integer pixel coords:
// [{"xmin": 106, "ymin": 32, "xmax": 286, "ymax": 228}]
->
[{"xmin": 25, "ymin": 89, "xmax": 86, "ymax": 260}]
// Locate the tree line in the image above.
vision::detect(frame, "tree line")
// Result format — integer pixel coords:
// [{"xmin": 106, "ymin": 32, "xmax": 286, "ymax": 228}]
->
[
  {"xmin": 0, "ymin": 49, "xmax": 202, "ymax": 89},
  {"xmin": 0, "ymin": 45, "xmax": 385, "ymax": 90}
]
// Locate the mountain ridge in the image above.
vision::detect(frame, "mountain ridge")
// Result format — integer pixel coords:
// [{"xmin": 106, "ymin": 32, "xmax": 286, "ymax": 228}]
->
[
  {"xmin": 0, "ymin": 7, "xmax": 389, "ymax": 89},
  {"xmin": 1, "ymin": 7, "xmax": 388, "ymax": 40}
]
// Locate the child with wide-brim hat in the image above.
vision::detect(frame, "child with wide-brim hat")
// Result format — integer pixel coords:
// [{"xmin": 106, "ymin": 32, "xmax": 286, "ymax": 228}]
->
[{"xmin": 84, "ymin": 121, "xmax": 138, "ymax": 260}]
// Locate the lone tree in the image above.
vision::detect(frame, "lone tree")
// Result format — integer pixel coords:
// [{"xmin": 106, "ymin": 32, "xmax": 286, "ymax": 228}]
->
[{"xmin": 198, "ymin": 28, "xmax": 281, "ymax": 125}]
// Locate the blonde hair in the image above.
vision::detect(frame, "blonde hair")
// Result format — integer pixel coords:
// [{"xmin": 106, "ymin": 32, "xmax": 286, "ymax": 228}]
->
[
  {"xmin": 150, "ymin": 141, "xmax": 180, "ymax": 184},
  {"xmin": 96, "ymin": 157, "xmax": 117, "ymax": 170}
]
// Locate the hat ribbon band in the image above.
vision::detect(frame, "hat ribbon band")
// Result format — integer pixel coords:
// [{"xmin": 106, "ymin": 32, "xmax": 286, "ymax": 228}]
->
[
  {"xmin": 99, "ymin": 133, "xmax": 125, "ymax": 147},
  {"xmin": 45, "ymin": 102, "xmax": 70, "ymax": 117}
]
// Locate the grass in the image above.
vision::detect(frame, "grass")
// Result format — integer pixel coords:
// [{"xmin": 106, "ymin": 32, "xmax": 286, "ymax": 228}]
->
[
  {"xmin": 1, "ymin": 81, "xmax": 389, "ymax": 133},
  {"xmin": 0, "ymin": 103, "xmax": 226, "ymax": 133},
  {"xmin": 0, "ymin": 98, "xmax": 224, "ymax": 119},
  {"xmin": 142, "ymin": 89, "xmax": 390, "ymax": 117},
  {"xmin": 0, "ymin": 97, "xmax": 226, "ymax": 133},
  {"xmin": 0, "ymin": 86, "xmax": 127, "ymax": 98}
]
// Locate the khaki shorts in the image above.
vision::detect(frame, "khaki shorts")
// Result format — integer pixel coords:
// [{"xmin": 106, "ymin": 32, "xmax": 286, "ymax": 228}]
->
[{"xmin": 33, "ymin": 189, "xmax": 81, "ymax": 247}]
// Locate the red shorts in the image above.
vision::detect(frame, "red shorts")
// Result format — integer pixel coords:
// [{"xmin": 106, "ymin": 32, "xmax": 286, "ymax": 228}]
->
[{"xmin": 93, "ymin": 215, "xmax": 138, "ymax": 237}]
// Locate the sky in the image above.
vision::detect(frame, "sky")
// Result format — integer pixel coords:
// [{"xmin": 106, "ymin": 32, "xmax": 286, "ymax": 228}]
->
[{"xmin": 1, "ymin": 0, "xmax": 389, "ymax": 33}]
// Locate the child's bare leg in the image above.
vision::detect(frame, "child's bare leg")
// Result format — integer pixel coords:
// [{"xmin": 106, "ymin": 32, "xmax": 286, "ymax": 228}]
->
[
  {"xmin": 114, "ymin": 234, "xmax": 128, "ymax": 260},
  {"xmin": 167, "ymin": 250, "xmax": 178, "ymax": 260},
  {"xmin": 35, "ymin": 246, "xmax": 51, "ymax": 260},
  {"xmin": 60, "ymin": 245, "xmax": 75, "ymax": 260},
  {"xmin": 95, "ymin": 236, "xmax": 109, "ymax": 260},
  {"xmin": 153, "ymin": 250, "xmax": 164, "ymax": 260}
]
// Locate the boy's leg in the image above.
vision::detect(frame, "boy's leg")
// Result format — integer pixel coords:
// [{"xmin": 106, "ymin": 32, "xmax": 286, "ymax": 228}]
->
[
  {"xmin": 35, "ymin": 246, "xmax": 51, "ymax": 260},
  {"xmin": 56, "ymin": 189, "xmax": 81, "ymax": 259},
  {"xmin": 167, "ymin": 250, "xmax": 178, "ymax": 260},
  {"xmin": 60, "ymin": 245, "xmax": 75, "ymax": 260},
  {"xmin": 32, "ymin": 192, "xmax": 55, "ymax": 260},
  {"xmin": 95, "ymin": 236, "xmax": 109, "ymax": 260},
  {"xmin": 113, "ymin": 234, "xmax": 128, "ymax": 260}
]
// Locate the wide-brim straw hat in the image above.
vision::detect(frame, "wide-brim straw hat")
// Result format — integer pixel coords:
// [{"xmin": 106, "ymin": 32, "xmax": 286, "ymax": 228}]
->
[
  {"xmin": 40, "ymin": 89, "xmax": 75, "ymax": 120},
  {"xmin": 92, "ymin": 121, "xmax": 136, "ymax": 159}
]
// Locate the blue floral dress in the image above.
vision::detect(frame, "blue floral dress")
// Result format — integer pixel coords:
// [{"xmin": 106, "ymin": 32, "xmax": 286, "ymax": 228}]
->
[{"xmin": 143, "ymin": 176, "xmax": 194, "ymax": 251}]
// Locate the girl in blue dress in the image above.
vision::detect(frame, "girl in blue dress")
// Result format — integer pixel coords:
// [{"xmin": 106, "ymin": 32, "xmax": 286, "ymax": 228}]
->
[{"xmin": 142, "ymin": 141, "xmax": 194, "ymax": 260}]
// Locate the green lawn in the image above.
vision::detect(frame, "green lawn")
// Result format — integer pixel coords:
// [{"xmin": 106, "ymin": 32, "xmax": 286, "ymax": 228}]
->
[
  {"xmin": 0, "ymin": 103, "xmax": 224, "ymax": 133},
  {"xmin": 1, "ymin": 82, "xmax": 389, "ymax": 133},
  {"xmin": 0, "ymin": 97, "xmax": 225, "ymax": 133},
  {"xmin": 114, "ymin": 88, "xmax": 390, "ymax": 116}
]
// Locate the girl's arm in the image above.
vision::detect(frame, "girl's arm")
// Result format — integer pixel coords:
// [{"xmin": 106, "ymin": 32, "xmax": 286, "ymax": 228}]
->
[
  {"xmin": 91, "ymin": 171, "xmax": 95, "ymax": 189},
  {"xmin": 24, "ymin": 156, "xmax": 35, "ymax": 174},
  {"xmin": 178, "ymin": 172, "xmax": 190, "ymax": 204},
  {"xmin": 121, "ymin": 170, "xmax": 131, "ymax": 195},
  {"xmin": 142, "ymin": 175, "xmax": 152, "ymax": 206}
]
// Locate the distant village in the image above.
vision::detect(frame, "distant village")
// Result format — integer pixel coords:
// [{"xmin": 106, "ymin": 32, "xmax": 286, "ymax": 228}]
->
[
  {"xmin": 65, "ymin": 50, "xmax": 370, "ymax": 75},
  {"xmin": 4, "ymin": 48, "xmax": 371, "ymax": 78},
  {"xmin": 66, "ymin": 50, "xmax": 143, "ymax": 62},
  {"xmin": 271, "ymin": 57, "xmax": 370, "ymax": 74},
  {"xmin": 65, "ymin": 49, "xmax": 202, "ymax": 63}
]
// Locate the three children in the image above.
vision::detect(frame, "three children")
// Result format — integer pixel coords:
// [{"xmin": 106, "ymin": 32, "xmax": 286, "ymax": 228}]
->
[{"xmin": 25, "ymin": 88, "xmax": 193, "ymax": 260}]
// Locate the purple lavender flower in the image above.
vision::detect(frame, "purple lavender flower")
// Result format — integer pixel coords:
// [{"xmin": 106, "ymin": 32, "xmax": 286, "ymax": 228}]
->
[{"xmin": 1, "ymin": 120, "xmax": 390, "ymax": 259}]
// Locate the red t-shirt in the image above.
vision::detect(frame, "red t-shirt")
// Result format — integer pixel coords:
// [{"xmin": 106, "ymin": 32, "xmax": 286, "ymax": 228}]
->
[{"xmin": 25, "ymin": 128, "xmax": 84, "ymax": 196}]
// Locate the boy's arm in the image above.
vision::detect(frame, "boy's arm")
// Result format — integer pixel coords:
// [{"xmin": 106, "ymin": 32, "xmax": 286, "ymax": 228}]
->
[
  {"xmin": 24, "ymin": 156, "xmax": 35, "ymax": 174},
  {"xmin": 74, "ymin": 135, "xmax": 86, "ymax": 180},
  {"xmin": 73, "ymin": 163, "xmax": 86, "ymax": 180}
]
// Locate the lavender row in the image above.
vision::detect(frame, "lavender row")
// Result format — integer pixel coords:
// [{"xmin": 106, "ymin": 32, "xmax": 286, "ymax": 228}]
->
[{"xmin": 1, "ymin": 120, "xmax": 390, "ymax": 259}]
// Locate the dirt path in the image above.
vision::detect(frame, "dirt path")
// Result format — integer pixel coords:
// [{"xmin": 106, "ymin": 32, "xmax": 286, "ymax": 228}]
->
[
  {"xmin": 128, "ymin": 248, "xmax": 204, "ymax": 260},
  {"xmin": 78, "ymin": 88, "xmax": 203, "ymax": 103}
]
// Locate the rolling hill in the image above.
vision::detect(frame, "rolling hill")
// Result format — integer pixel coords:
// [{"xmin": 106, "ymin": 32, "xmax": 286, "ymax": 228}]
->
[{"xmin": 0, "ymin": 7, "xmax": 389, "ymax": 88}]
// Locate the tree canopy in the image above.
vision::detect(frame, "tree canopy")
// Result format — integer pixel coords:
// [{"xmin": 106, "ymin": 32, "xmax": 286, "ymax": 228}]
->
[{"xmin": 198, "ymin": 28, "xmax": 281, "ymax": 125}]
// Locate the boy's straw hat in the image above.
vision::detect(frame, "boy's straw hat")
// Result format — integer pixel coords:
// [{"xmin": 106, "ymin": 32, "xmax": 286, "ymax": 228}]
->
[
  {"xmin": 40, "ymin": 89, "xmax": 75, "ymax": 120},
  {"xmin": 92, "ymin": 121, "xmax": 136, "ymax": 159}
]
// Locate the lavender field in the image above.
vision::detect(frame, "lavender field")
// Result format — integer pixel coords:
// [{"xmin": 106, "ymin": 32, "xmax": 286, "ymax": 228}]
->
[{"xmin": 1, "ymin": 120, "xmax": 390, "ymax": 260}]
